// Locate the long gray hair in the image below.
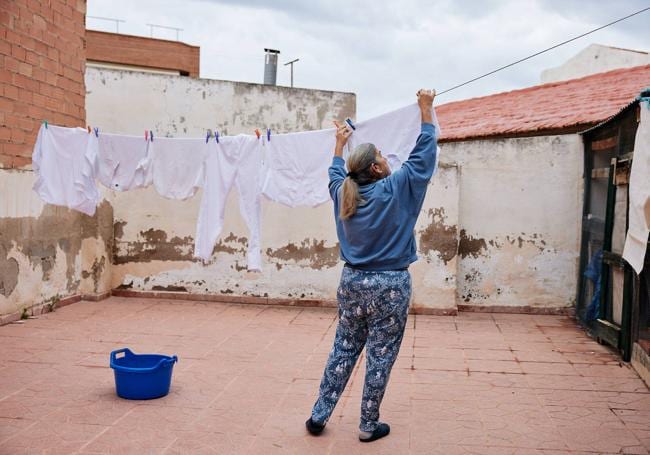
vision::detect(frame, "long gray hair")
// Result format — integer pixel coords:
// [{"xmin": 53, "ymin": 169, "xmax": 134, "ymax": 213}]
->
[{"xmin": 340, "ymin": 143, "xmax": 378, "ymax": 220}]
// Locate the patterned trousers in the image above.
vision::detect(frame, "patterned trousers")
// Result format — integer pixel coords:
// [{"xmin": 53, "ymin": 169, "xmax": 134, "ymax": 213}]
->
[{"xmin": 311, "ymin": 267, "xmax": 411, "ymax": 432}]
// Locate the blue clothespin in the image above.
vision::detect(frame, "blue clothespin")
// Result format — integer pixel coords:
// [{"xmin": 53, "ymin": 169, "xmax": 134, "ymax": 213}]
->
[
  {"xmin": 215, "ymin": 131, "xmax": 219, "ymax": 144},
  {"xmin": 149, "ymin": 130, "xmax": 154, "ymax": 142},
  {"xmin": 344, "ymin": 118, "xmax": 356, "ymax": 130},
  {"xmin": 266, "ymin": 128, "xmax": 271, "ymax": 141},
  {"xmin": 94, "ymin": 127, "xmax": 99, "ymax": 138},
  {"xmin": 206, "ymin": 130, "xmax": 211, "ymax": 143}
]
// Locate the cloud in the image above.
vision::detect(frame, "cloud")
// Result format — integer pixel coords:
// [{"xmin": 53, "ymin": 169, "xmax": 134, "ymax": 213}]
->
[{"xmin": 87, "ymin": 0, "xmax": 649, "ymax": 119}]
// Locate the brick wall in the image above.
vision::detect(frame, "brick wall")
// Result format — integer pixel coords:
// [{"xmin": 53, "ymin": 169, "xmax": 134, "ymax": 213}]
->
[
  {"xmin": 86, "ymin": 30, "xmax": 200, "ymax": 77},
  {"xmin": 0, "ymin": 0, "xmax": 87, "ymax": 169}
]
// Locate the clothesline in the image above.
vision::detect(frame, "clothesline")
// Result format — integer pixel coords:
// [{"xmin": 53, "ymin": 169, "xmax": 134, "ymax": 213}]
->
[{"xmin": 32, "ymin": 103, "xmax": 440, "ymax": 271}]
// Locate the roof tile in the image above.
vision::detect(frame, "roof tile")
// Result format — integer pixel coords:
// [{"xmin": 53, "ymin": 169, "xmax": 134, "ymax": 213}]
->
[{"xmin": 436, "ymin": 64, "xmax": 650, "ymax": 141}]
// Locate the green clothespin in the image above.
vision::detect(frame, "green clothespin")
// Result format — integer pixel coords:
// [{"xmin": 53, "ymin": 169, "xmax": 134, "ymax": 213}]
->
[{"xmin": 43, "ymin": 120, "xmax": 48, "ymax": 129}]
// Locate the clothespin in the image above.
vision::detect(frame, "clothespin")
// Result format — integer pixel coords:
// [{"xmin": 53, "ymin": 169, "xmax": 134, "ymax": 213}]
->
[
  {"xmin": 149, "ymin": 130, "xmax": 154, "ymax": 142},
  {"xmin": 94, "ymin": 127, "xmax": 99, "ymax": 138},
  {"xmin": 43, "ymin": 120, "xmax": 48, "ymax": 129},
  {"xmin": 344, "ymin": 118, "xmax": 356, "ymax": 130},
  {"xmin": 206, "ymin": 130, "xmax": 212, "ymax": 144},
  {"xmin": 87, "ymin": 126, "xmax": 91, "ymax": 134},
  {"xmin": 255, "ymin": 128, "xmax": 261, "ymax": 139},
  {"xmin": 145, "ymin": 130, "xmax": 148, "ymax": 141},
  {"xmin": 215, "ymin": 130, "xmax": 219, "ymax": 144},
  {"xmin": 266, "ymin": 128, "xmax": 271, "ymax": 142},
  {"xmin": 332, "ymin": 120, "xmax": 341, "ymax": 129}
]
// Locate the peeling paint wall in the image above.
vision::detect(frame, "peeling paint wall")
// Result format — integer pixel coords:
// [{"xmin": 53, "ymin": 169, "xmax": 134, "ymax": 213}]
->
[
  {"xmin": 0, "ymin": 170, "xmax": 114, "ymax": 318},
  {"xmin": 443, "ymin": 135, "xmax": 583, "ymax": 310},
  {"xmin": 86, "ymin": 68, "xmax": 461, "ymax": 311},
  {"xmin": 86, "ymin": 68, "xmax": 582, "ymax": 312},
  {"xmin": 85, "ymin": 68, "xmax": 355, "ymax": 137}
]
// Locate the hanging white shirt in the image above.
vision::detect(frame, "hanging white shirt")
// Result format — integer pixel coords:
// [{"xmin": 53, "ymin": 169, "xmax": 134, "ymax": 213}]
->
[
  {"xmin": 347, "ymin": 103, "xmax": 439, "ymax": 161},
  {"xmin": 96, "ymin": 133, "xmax": 152, "ymax": 192},
  {"xmin": 151, "ymin": 137, "xmax": 208, "ymax": 200},
  {"xmin": 32, "ymin": 124, "xmax": 100, "ymax": 216},
  {"xmin": 260, "ymin": 103, "xmax": 440, "ymax": 208},
  {"xmin": 623, "ymin": 101, "xmax": 650, "ymax": 274},
  {"xmin": 195, "ymin": 135, "xmax": 263, "ymax": 271},
  {"xmin": 261, "ymin": 128, "xmax": 336, "ymax": 207}
]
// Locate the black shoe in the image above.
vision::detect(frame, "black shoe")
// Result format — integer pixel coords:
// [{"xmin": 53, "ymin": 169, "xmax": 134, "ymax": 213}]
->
[
  {"xmin": 359, "ymin": 423, "xmax": 390, "ymax": 442},
  {"xmin": 305, "ymin": 417, "xmax": 326, "ymax": 436}
]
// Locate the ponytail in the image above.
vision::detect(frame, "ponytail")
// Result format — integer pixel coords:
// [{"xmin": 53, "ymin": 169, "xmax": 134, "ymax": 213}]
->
[
  {"xmin": 339, "ymin": 143, "xmax": 378, "ymax": 220},
  {"xmin": 340, "ymin": 177, "xmax": 362, "ymax": 220}
]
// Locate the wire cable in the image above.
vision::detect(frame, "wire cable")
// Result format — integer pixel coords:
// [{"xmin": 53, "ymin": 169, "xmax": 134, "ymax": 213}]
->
[{"xmin": 436, "ymin": 6, "xmax": 650, "ymax": 96}]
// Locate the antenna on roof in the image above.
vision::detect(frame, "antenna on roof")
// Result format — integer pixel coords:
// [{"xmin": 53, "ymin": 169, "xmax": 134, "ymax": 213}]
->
[{"xmin": 146, "ymin": 23, "xmax": 184, "ymax": 41}]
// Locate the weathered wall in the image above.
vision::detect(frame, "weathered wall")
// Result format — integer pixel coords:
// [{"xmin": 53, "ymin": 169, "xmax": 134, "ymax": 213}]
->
[
  {"xmin": 0, "ymin": 0, "xmax": 114, "ymax": 322},
  {"xmin": 0, "ymin": 172, "xmax": 114, "ymax": 320},
  {"xmin": 442, "ymin": 134, "xmax": 583, "ymax": 310},
  {"xmin": 86, "ymin": 68, "xmax": 462, "ymax": 312},
  {"xmin": 85, "ymin": 68, "xmax": 355, "ymax": 137},
  {"xmin": 86, "ymin": 68, "xmax": 583, "ymax": 312}
]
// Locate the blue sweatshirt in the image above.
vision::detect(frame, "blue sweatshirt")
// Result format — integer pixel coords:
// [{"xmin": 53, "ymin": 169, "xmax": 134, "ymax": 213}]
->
[{"xmin": 328, "ymin": 123, "xmax": 438, "ymax": 271}]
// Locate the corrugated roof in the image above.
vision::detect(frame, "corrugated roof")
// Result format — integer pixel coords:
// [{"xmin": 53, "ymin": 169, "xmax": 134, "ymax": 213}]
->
[{"xmin": 436, "ymin": 64, "xmax": 650, "ymax": 142}]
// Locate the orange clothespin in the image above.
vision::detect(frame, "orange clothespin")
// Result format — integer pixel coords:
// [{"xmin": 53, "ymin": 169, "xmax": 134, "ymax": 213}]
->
[
  {"xmin": 145, "ymin": 130, "xmax": 148, "ymax": 141},
  {"xmin": 87, "ymin": 126, "xmax": 91, "ymax": 133},
  {"xmin": 255, "ymin": 128, "xmax": 261, "ymax": 139}
]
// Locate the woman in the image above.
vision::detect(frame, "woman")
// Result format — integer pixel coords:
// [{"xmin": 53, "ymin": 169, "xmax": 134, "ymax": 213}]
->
[{"xmin": 306, "ymin": 89, "xmax": 438, "ymax": 442}]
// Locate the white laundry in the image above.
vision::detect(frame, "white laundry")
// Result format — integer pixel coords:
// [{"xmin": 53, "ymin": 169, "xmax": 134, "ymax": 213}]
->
[
  {"xmin": 151, "ymin": 137, "xmax": 208, "ymax": 200},
  {"xmin": 260, "ymin": 103, "xmax": 440, "ymax": 208},
  {"xmin": 347, "ymin": 103, "xmax": 440, "ymax": 162},
  {"xmin": 195, "ymin": 135, "xmax": 263, "ymax": 271},
  {"xmin": 32, "ymin": 124, "xmax": 100, "ymax": 216},
  {"xmin": 96, "ymin": 133, "xmax": 152, "ymax": 191},
  {"xmin": 261, "ymin": 128, "xmax": 336, "ymax": 207},
  {"xmin": 623, "ymin": 101, "xmax": 650, "ymax": 274}
]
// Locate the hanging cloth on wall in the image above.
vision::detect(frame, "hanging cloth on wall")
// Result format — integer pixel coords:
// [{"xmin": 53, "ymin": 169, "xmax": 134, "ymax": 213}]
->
[
  {"xmin": 32, "ymin": 124, "xmax": 100, "ymax": 216},
  {"xmin": 623, "ymin": 101, "xmax": 650, "ymax": 274},
  {"xmin": 151, "ymin": 137, "xmax": 209, "ymax": 200},
  {"xmin": 194, "ymin": 135, "xmax": 263, "ymax": 270},
  {"xmin": 96, "ymin": 133, "xmax": 152, "ymax": 192}
]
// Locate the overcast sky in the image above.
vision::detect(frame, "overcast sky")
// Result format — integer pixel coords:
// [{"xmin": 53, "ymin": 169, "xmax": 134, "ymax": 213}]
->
[{"xmin": 87, "ymin": 0, "xmax": 649, "ymax": 118}]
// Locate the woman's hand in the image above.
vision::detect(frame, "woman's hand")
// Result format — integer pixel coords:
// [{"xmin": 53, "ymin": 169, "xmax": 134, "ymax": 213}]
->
[
  {"xmin": 334, "ymin": 121, "xmax": 353, "ymax": 157},
  {"xmin": 417, "ymin": 89, "xmax": 435, "ymax": 124}
]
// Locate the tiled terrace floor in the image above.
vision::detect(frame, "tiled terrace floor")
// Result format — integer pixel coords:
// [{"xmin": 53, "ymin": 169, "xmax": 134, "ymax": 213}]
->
[{"xmin": 0, "ymin": 297, "xmax": 649, "ymax": 454}]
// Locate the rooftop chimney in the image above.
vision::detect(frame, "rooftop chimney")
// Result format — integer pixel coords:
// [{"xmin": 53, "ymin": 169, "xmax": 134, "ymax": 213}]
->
[{"xmin": 264, "ymin": 48, "xmax": 280, "ymax": 85}]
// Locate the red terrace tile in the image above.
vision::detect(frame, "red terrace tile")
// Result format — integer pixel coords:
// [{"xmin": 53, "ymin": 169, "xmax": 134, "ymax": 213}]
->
[
  {"xmin": 165, "ymin": 431, "xmax": 256, "ymax": 454},
  {"xmin": 2, "ymin": 420, "xmax": 108, "ymax": 454},
  {"xmin": 436, "ymin": 64, "xmax": 650, "ymax": 142},
  {"xmin": 483, "ymin": 420, "xmax": 568, "ymax": 451},
  {"xmin": 558, "ymin": 425, "xmax": 648, "ymax": 454},
  {"xmin": 1, "ymin": 297, "xmax": 649, "ymax": 454},
  {"xmin": 0, "ymin": 417, "xmax": 36, "ymax": 445},
  {"xmin": 544, "ymin": 405, "xmax": 626, "ymax": 429}
]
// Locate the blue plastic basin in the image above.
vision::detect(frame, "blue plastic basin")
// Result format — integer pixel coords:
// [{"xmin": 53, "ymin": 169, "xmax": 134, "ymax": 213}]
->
[{"xmin": 110, "ymin": 348, "xmax": 178, "ymax": 400}]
